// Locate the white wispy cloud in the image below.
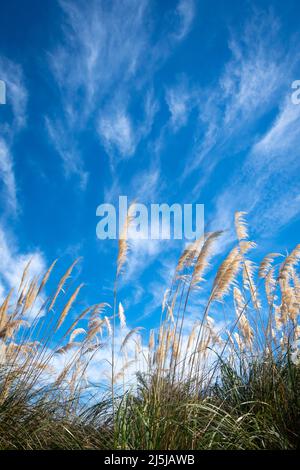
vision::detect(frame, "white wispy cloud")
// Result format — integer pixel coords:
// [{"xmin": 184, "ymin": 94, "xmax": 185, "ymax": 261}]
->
[
  {"xmin": 0, "ymin": 56, "xmax": 28, "ymax": 217},
  {"xmin": 99, "ymin": 111, "xmax": 134, "ymax": 158},
  {"xmin": 47, "ymin": 0, "xmax": 196, "ymax": 180},
  {"xmin": 98, "ymin": 92, "xmax": 158, "ymax": 160},
  {"xmin": 246, "ymin": 96, "xmax": 300, "ymax": 233},
  {"xmin": 173, "ymin": 0, "xmax": 195, "ymax": 41},
  {"xmin": 212, "ymin": 93, "xmax": 300, "ymax": 242},
  {"xmin": 220, "ymin": 13, "xmax": 284, "ymax": 126},
  {"xmin": 51, "ymin": 0, "xmax": 150, "ymax": 114},
  {"xmin": 46, "ymin": 0, "xmax": 153, "ymax": 179},
  {"xmin": 182, "ymin": 10, "xmax": 293, "ymax": 185},
  {"xmin": 0, "ymin": 139, "xmax": 17, "ymax": 215},
  {"xmin": 45, "ymin": 117, "xmax": 88, "ymax": 190},
  {"xmin": 103, "ymin": 164, "xmax": 162, "ymax": 210},
  {"xmin": 165, "ymin": 76, "xmax": 197, "ymax": 131},
  {"xmin": 0, "ymin": 225, "xmax": 46, "ymax": 306},
  {"xmin": 0, "ymin": 56, "xmax": 27, "ymax": 132},
  {"xmin": 252, "ymin": 96, "xmax": 300, "ymax": 157}
]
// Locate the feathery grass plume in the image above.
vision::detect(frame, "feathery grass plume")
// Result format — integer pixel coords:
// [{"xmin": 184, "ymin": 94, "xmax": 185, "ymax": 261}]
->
[
  {"xmin": 197, "ymin": 328, "xmax": 210, "ymax": 354},
  {"xmin": 239, "ymin": 240, "xmax": 256, "ymax": 255},
  {"xmin": 55, "ymin": 342, "xmax": 81, "ymax": 354},
  {"xmin": 117, "ymin": 202, "xmax": 135, "ymax": 277},
  {"xmin": 234, "ymin": 288, "xmax": 253, "ymax": 346},
  {"xmin": 55, "ymin": 284, "xmax": 84, "ymax": 332},
  {"xmin": 54, "ymin": 363, "xmax": 71, "ymax": 386},
  {"xmin": 154, "ymin": 325, "xmax": 166, "ymax": 366},
  {"xmin": 265, "ymin": 266, "xmax": 277, "ymax": 305},
  {"xmin": 234, "ymin": 287, "xmax": 246, "ymax": 316},
  {"xmin": 17, "ymin": 283, "xmax": 27, "ymax": 307},
  {"xmin": 233, "ymin": 331, "xmax": 244, "ymax": 351},
  {"xmin": 48, "ymin": 258, "xmax": 80, "ymax": 312},
  {"xmin": 18, "ymin": 258, "xmax": 32, "ymax": 294},
  {"xmin": 171, "ymin": 337, "xmax": 180, "ymax": 362},
  {"xmin": 148, "ymin": 329, "xmax": 155, "ymax": 351},
  {"xmin": 87, "ymin": 303, "xmax": 111, "ymax": 336},
  {"xmin": 155, "ymin": 342, "xmax": 165, "ymax": 368},
  {"xmin": 0, "ymin": 319, "xmax": 28, "ymax": 340},
  {"xmin": 166, "ymin": 327, "xmax": 175, "ymax": 353},
  {"xmin": 87, "ymin": 318, "xmax": 105, "ymax": 341},
  {"xmin": 121, "ymin": 327, "xmax": 144, "ymax": 352},
  {"xmin": 104, "ymin": 316, "xmax": 112, "ymax": 336},
  {"xmin": 187, "ymin": 322, "xmax": 198, "ymax": 350},
  {"xmin": 70, "ymin": 328, "xmax": 86, "ymax": 343},
  {"xmin": 177, "ymin": 273, "xmax": 192, "ymax": 285},
  {"xmin": 206, "ymin": 316, "xmax": 222, "ymax": 346},
  {"xmin": 259, "ymin": 253, "xmax": 282, "ymax": 279},
  {"xmin": 242, "ymin": 259, "xmax": 255, "ymax": 288},
  {"xmin": 291, "ymin": 268, "xmax": 300, "ymax": 299},
  {"xmin": 162, "ymin": 288, "xmax": 170, "ymax": 312},
  {"xmin": 274, "ymin": 304, "xmax": 283, "ymax": 331},
  {"xmin": 191, "ymin": 231, "xmax": 222, "ymax": 287},
  {"xmin": 176, "ymin": 243, "xmax": 193, "ymax": 273},
  {"xmin": 167, "ymin": 305, "xmax": 175, "ymax": 323},
  {"xmin": 278, "ymin": 299, "xmax": 289, "ymax": 326},
  {"xmin": 87, "ymin": 302, "xmax": 111, "ymax": 329},
  {"xmin": 113, "ymin": 360, "xmax": 136, "ymax": 383},
  {"xmin": 118, "ymin": 302, "xmax": 126, "ymax": 328},
  {"xmin": 83, "ymin": 342, "xmax": 104, "ymax": 355},
  {"xmin": 234, "ymin": 211, "xmax": 248, "ymax": 241},
  {"xmin": 236, "ymin": 212, "xmax": 260, "ymax": 310},
  {"xmin": 63, "ymin": 304, "xmax": 100, "ymax": 339},
  {"xmin": 134, "ymin": 334, "xmax": 142, "ymax": 358},
  {"xmin": 22, "ymin": 278, "xmax": 39, "ymax": 313},
  {"xmin": 0, "ymin": 290, "xmax": 13, "ymax": 330},
  {"xmin": 242, "ymin": 259, "xmax": 261, "ymax": 310},
  {"xmin": 280, "ymin": 332, "xmax": 289, "ymax": 352},
  {"xmin": 280, "ymin": 281, "xmax": 298, "ymax": 323},
  {"xmin": 90, "ymin": 302, "xmax": 111, "ymax": 318},
  {"xmin": 176, "ymin": 237, "xmax": 203, "ymax": 273},
  {"xmin": 211, "ymin": 246, "xmax": 242, "ymax": 301},
  {"xmin": 279, "ymin": 244, "xmax": 300, "ymax": 281},
  {"xmin": 37, "ymin": 259, "xmax": 58, "ymax": 296}
]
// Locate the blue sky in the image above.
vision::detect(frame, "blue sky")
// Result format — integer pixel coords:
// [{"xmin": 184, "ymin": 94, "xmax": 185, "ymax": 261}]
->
[{"xmin": 1, "ymin": 0, "xmax": 300, "ymax": 344}]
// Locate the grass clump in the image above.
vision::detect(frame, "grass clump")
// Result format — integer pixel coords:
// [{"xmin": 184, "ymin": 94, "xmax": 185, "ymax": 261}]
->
[{"xmin": 0, "ymin": 211, "xmax": 299, "ymax": 449}]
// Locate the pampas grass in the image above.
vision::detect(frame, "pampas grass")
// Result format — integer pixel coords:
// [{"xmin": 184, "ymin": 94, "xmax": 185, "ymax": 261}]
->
[{"xmin": 0, "ymin": 211, "xmax": 299, "ymax": 449}]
